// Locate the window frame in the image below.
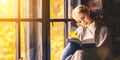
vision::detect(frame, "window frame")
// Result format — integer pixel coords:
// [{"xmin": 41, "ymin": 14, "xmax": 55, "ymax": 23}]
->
[{"xmin": 1, "ymin": 0, "xmax": 102, "ymax": 60}]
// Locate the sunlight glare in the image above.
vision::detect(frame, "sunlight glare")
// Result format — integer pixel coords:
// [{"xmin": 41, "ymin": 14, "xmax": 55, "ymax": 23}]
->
[{"xmin": 0, "ymin": 0, "xmax": 7, "ymax": 5}]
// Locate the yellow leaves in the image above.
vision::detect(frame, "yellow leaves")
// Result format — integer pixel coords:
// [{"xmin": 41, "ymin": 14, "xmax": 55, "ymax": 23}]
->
[
  {"xmin": 0, "ymin": 0, "xmax": 25, "ymax": 59},
  {"xmin": 50, "ymin": 0, "xmax": 64, "ymax": 18},
  {"xmin": 50, "ymin": 0, "xmax": 65, "ymax": 59},
  {"xmin": 69, "ymin": 31, "xmax": 79, "ymax": 39},
  {"xmin": 0, "ymin": 23, "xmax": 16, "ymax": 60},
  {"xmin": 0, "ymin": 22, "xmax": 25, "ymax": 60},
  {"xmin": 50, "ymin": 22, "xmax": 64, "ymax": 60}
]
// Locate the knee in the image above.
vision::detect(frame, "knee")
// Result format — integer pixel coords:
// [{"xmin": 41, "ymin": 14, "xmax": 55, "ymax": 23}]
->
[
  {"xmin": 67, "ymin": 41, "xmax": 80, "ymax": 49},
  {"xmin": 68, "ymin": 41, "xmax": 79, "ymax": 46},
  {"xmin": 74, "ymin": 50, "xmax": 83, "ymax": 56}
]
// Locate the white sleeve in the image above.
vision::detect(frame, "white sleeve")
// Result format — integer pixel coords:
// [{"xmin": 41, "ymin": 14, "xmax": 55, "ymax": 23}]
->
[{"xmin": 97, "ymin": 26, "xmax": 108, "ymax": 47}]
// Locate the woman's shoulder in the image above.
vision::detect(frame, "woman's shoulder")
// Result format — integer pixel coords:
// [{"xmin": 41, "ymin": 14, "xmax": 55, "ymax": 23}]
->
[{"xmin": 95, "ymin": 23, "xmax": 110, "ymax": 33}]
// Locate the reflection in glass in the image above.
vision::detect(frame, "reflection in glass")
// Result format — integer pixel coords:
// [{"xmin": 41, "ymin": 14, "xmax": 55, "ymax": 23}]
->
[
  {"xmin": 50, "ymin": 22, "xmax": 64, "ymax": 60},
  {"xmin": 37, "ymin": 0, "xmax": 42, "ymax": 18},
  {"xmin": 20, "ymin": 0, "xmax": 27, "ymax": 18},
  {"xmin": 0, "ymin": 22, "xmax": 16, "ymax": 60},
  {"xmin": 21, "ymin": 0, "xmax": 42, "ymax": 18},
  {"xmin": 23, "ymin": 22, "xmax": 42, "ymax": 60}
]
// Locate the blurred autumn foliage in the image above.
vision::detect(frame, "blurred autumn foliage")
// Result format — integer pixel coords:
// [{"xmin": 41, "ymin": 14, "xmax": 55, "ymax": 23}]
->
[
  {"xmin": 0, "ymin": 22, "xmax": 16, "ymax": 60},
  {"xmin": 0, "ymin": 0, "xmax": 25, "ymax": 60},
  {"xmin": 50, "ymin": 22, "xmax": 64, "ymax": 60},
  {"xmin": 50, "ymin": 0, "xmax": 64, "ymax": 60},
  {"xmin": 50, "ymin": 0, "xmax": 64, "ymax": 18}
]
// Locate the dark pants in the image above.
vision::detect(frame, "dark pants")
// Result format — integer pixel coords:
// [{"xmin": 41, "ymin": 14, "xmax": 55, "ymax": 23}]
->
[
  {"xmin": 60, "ymin": 41, "xmax": 80, "ymax": 60},
  {"xmin": 60, "ymin": 40, "xmax": 96, "ymax": 60}
]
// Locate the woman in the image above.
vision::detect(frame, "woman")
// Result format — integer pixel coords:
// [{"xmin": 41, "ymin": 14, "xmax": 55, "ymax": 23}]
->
[{"xmin": 61, "ymin": 5, "xmax": 113, "ymax": 60}]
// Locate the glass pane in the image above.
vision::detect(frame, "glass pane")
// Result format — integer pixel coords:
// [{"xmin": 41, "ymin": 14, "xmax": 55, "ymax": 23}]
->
[
  {"xmin": 20, "ymin": 0, "xmax": 27, "ymax": 18},
  {"xmin": 23, "ymin": 22, "xmax": 42, "ymax": 60},
  {"xmin": 20, "ymin": 0, "xmax": 30, "ymax": 18},
  {"xmin": 0, "ymin": 0, "xmax": 17, "ymax": 18},
  {"xmin": 20, "ymin": 22, "xmax": 26, "ymax": 60},
  {"xmin": 0, "ymin": 22, "xmax": 16, "ymax": 60},
  {"xmin": 21, "ymin": 0, "xmax": 42, "ymax": 18},
  {"xmin": 37, "ymin": 0, "xmax": 42, "ymax": 18},
  {"xmin": 50, "ymin": 0, "xmax": 64, "ymax": 19},
  {"xmin": 50, "ymin": 22, "xmax": 64, "ymax": 60}
]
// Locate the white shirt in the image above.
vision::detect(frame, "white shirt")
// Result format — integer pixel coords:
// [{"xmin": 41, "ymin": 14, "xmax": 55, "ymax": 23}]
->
[{"xmin": 75, "ymin": 22, "xmax": 96, "ymax": 44}]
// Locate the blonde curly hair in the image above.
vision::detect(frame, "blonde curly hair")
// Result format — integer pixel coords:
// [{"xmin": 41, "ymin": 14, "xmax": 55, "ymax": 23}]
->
[
  {"xmin": 72, "ymin": 5, "xmax": 103, "ymax": 26},
  {"xmin": 72, "ymin": 5, "xmax": 90, "ymax": 19}
]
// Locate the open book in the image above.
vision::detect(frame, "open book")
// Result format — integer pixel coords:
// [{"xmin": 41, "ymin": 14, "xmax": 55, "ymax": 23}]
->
[
  {"xmin": 69, "ymin": 38, "xmax": 95, "ymax": 45},
  {"xmin": 81, "ymin": 38, "xmax": 95, "ymax": 44},
  {"xmin": 69, "ymin": 30, "xmax": 95, "ymax": 45}
]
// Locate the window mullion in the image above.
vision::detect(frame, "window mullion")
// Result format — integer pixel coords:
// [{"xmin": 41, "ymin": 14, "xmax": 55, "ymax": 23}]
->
[
  {"xmin": 64, "ymin": 0, "xmax": 69, "ymax": 47},
  {"xmin": 42, "ymin": 0, "xmax": 50, "ymax": 60},
  {"xmin": 16, "ymin": 0, "xmax": 21, "ymax": 60}
]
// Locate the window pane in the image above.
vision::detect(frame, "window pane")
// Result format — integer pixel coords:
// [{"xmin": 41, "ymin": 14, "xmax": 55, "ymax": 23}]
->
[
  {"xmin": 0, "ymin": 22, "xmax": 16, "ymax": 60},
  {"xmin": 21, "ymin": 0, "xmax": 42, "ymax": 18},
  {"xmin": 50, "ymin": 0, "xmax": 64, "ymax": 19},
  {"xmin": 23, "ymin": 22, "xmax": 42, "ymax": 60},
  {"xmin": 37, "ymin": 0, "xmax": 42, "ymax": 18},
  {"xmin": 20, "ymin": 22, "xmax": 26, "ymax": 60},
  {"xmin": 20, "ymin": 0, "xmax": 27, "ymax": 18},
  {"xmin": 50, "ymin": 22, "xmax": 64, "ymax": 60},
  {"xmin": 20, "ymin": 0, "xmax": 30, "ymax": 18},
  {"xmin": 0, "ymin": 0, "xmax": 17, "ymax": 18}
]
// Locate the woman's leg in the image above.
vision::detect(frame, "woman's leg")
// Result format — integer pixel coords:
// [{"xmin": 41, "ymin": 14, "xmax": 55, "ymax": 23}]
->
[{"xmin": 60, "ymin": 41, "xmax": 80, "ymax": 60}]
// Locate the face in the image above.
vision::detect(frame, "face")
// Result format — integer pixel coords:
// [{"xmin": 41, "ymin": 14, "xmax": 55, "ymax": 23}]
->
[{"xmin": 74, "ymin": 13, "xmax": 93, "ymax": 27}]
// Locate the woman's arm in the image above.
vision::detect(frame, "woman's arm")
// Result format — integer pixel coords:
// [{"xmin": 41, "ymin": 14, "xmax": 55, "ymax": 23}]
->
[{"xmin": 97, "ymin": 26, "xmax": 109, "ymax": 47}]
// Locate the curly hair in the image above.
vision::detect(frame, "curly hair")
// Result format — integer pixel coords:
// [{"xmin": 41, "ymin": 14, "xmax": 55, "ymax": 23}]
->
[{"xmin": 72, "ymin": 5, "xmax": 104, "ymax": 26}]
